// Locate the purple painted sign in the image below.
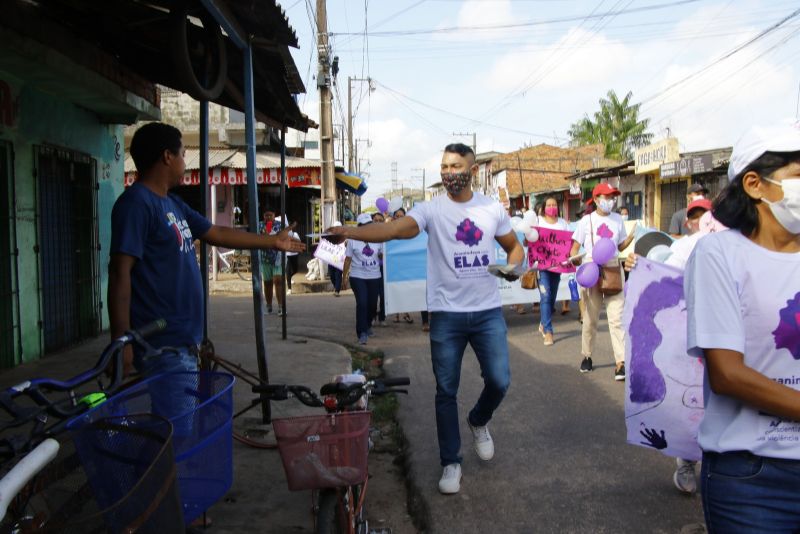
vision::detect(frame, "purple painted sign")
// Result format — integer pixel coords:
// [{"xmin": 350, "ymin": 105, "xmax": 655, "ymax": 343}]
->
[
  {"xmin": 526, "ymin": 228, "xmax": 576, "ymax": 274},
  {"xmin": 623, "ymin": 258, "xmax": 704, "ymax": 461}
]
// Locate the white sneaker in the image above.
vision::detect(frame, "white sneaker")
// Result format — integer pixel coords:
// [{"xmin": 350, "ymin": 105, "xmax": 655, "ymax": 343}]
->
[
  {"xmin": 286, "ymin": 288, "xmax": 292, "ymax": 295},
  {"xmin": 673, "ymin": 458, "xmax": 697, "ymax": 494},
  {"xmin": 467, "ymin": 419, "xmax": 494, "ymax": 461},
  {"xmin": 438, "ymin": 463, "xmax": 462, "ymax": 494}
]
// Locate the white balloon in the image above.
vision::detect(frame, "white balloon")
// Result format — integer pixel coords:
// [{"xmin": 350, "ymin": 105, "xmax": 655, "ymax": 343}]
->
[
  {"xmin": 516, "ymin": 220, "xmax": 533, "ymax": 234},
  {"xmin": 510, "ymin": 216, "xmax": 523, "ymax": 232},
  {"xmin": 522, "ymin": 210, "xmax": 539, "ymax": 227},
  {"xmin": 525, "ymin": 227, "xmax": 539, "ymax": 242},
  {"xmin": 389, "ymin": 197, "xmax": 403, "ymax": 213}
]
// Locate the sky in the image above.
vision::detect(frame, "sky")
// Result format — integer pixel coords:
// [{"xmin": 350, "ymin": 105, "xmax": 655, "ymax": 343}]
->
[{"xmin": 282, "ymin": 0, "xmax": 800, "ymax": 208}]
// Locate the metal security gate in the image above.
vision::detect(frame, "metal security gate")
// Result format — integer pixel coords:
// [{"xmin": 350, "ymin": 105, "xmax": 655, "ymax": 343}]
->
[
  {"xmin": 659, "ymin": 179, "xmax": 687, "ymax": 232},
  {"xmin": 35, "ymin": 146, "xmax": 100, "ymax": 352},
  {"xmin": 0, "ymin": 141, "xmax": 20, "ymax": 366}
]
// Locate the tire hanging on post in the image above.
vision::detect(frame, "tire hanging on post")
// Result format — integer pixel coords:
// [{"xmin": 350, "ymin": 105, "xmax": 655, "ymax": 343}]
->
[{"xmin": 170, "ymin": 1, "xmax": 228, "ymax": 101}]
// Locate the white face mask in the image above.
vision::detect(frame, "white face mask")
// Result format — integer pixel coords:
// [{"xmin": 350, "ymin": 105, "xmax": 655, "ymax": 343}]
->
[
  {"xmin": 621, "ymin": 214, "xmax": 629, "ymax": 221},
  {"xmin": 597, "ymin": 198, "xmax": 616, "ymax": 214},
  {"xmin": 762, "ymin": 177, "xmax": 800, "ymax": 234}
]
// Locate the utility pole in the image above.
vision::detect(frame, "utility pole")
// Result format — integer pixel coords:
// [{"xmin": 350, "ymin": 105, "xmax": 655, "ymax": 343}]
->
[
  {"xmin": 347, "ymin": 77, "xmax": 371, "ymax": 173},
  {"xmin": 411, "ymin": 167, "xmax": 426, "ymax": 202},
  {"xmin": 452, "ymin": 131, "xmax": 477, "ymax": 154},
  {"xmin": 391, "ymin": 161, "xmax": 398, "ymax": 192},
  {"xmin": 317, "ymin": 0, "xmax": 336, "ymax": 229}
]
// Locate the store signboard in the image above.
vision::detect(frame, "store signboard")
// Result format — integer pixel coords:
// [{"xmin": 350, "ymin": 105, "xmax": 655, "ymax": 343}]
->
[
  {"xmin": 660, "ymin": 154, "xmax": 714, "ymax": 179},
  {"xmin": 635, "ymin": 138, "xmax": 680, "ymax": 174}
]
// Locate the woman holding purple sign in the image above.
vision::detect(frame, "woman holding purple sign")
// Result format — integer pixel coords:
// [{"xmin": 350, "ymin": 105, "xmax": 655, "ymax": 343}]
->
[{"xmin": 536, "ymin": 196, "xmax": 569, "ymax": 346}]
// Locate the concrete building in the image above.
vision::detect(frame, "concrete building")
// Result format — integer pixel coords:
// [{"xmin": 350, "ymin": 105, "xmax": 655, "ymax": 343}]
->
[{"xmin": 0, "ymin": 0, "xmax": 309, "ymax": 366}]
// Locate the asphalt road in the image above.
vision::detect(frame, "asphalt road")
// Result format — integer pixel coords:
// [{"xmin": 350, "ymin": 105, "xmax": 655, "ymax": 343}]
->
[{"xmin": 265, "ymin": 289, "xmax": 705, "ymax": 534}]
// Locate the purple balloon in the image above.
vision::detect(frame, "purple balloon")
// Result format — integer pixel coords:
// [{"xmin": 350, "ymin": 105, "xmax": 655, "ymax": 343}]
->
[
  {"xmin": 592, "ymin": 237, "xmax": 617, "ymax": 265},
  {"xmin": 376, "ymin": 197, "xmax": 389, "ymax": 213},
  {"xmin": 576, "ymin": 262, "xmax": 600, "ymax": 288}
]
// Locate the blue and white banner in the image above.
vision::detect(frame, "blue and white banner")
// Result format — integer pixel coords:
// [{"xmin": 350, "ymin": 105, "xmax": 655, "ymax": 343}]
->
[{"xmin": 383, "ymin": 232, "xmax": 571, "ymax": 314}]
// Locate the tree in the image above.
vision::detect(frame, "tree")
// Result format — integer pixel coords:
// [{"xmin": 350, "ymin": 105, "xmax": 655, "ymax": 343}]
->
[{"xmin": 568, "ymin": 90, "xmax": 653, "ymax": 160}]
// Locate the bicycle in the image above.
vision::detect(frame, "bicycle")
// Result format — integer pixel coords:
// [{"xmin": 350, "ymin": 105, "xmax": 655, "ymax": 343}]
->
[
  {"xmin": 209, "ymin": 247, "xmax": 251, "ymax": 281},
  {"xmin": 0, "ymin": 320, "xmax": 210, "ymax": 532},
  {"xmin": 253, "ymin": 375, "xmax": 410, "ymax": 534}
]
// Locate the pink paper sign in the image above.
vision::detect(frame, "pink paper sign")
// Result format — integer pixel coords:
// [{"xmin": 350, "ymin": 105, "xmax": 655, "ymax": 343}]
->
[{"xmin": 527, "ymin": 228, "xmax": 576, "ymax": 273}]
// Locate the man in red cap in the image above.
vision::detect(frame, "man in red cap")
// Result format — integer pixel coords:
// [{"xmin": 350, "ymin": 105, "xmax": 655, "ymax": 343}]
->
[{"xmin": 570, "ymin": 183, "xmax": 634, "ymax": 379}]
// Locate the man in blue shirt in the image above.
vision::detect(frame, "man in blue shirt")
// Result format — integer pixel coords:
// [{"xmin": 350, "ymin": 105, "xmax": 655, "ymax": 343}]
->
[{"xmin": 108, "ymin": 122, "xmax": 304, "ymax": 377}]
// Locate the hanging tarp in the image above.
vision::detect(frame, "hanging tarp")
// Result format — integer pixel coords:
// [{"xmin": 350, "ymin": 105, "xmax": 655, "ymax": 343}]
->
[{"xmin": 335, "ymin": 172, "xmax": 367, "ymax": 196}]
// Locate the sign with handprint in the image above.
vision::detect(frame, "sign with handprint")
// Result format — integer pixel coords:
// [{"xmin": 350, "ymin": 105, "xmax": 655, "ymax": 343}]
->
[{"xmin": 623, "ymin": 257, "xmax": 704, "ymax": 461}]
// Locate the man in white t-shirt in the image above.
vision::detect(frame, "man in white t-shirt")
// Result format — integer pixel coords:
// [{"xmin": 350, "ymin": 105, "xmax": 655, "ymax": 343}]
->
[{"xmin": 326, "ymin": 143, "xmax": 524, "ymax": 495}]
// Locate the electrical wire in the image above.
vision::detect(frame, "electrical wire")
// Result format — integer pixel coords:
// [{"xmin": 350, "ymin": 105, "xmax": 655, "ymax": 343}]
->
[{"xmin": 329, "ymin": 0, "xmax": 702, "ymax": 37}]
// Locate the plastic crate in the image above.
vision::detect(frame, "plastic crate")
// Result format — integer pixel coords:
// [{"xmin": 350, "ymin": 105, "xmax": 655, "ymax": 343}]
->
[
  {"xmin": 272, "ymin": 411, "xmax": 370, "ymax": 491},
  {"xmin": 67, "ymin": 371, "xmax": 234, "ymax": 525}
]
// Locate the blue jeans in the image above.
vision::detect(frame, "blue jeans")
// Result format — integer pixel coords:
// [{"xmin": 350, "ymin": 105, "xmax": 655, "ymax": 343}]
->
[
  {"xmin": 135, "ymin": 346, "xmax": 198, "ymax": 436},
  {"xmin": 429, "ymin": 307, "xmax": 511, "ymax": 466},
  {"xmin": 702, "ymin": 450, "xmax": 800, "ymax": 533},
  {"xmin": 349, "ymin": 277, "xmax": 380, "ymax": 337},
  {"xmin": 537, "ymin": 270, "xmax": 561, "ymax": 334},
  {"xmin": 328, "ymin": 265, "xmax": 342, "ymax": 292}
]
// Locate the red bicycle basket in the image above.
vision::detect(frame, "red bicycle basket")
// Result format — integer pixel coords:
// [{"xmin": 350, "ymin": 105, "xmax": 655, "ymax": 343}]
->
[{"xmin": 272, "ymin": 411, "xmax": 370, "ymax": 491}]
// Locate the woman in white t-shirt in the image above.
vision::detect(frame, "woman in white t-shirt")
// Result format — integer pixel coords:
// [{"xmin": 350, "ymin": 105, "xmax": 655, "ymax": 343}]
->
[
  {"xmin": 535, "ymin": 196, "xmax": 569, "ymax": 346},
  {"xmin": 343, "ymin": 214, "xmax": 384, "ymax": 345},
  {"xmin": 570, "ymin": 183, "xmax": 634, "ymax": 379},
  {"xmin": 685, "ymin": 122, "xmax": 800, "ymax": 531}
]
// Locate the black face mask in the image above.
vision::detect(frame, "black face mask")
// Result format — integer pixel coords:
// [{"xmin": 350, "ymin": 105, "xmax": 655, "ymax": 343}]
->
[{"xmin": 441, "ymin": 171, "xmax": 471, "ymax": 195}]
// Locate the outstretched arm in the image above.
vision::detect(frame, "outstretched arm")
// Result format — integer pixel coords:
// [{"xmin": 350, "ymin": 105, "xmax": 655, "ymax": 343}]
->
[
  {"xmin": 497, "ymin": 231, "xmax": 524, "ymax": 267},
  {"xmin": 201, "ymin": 224, "xmax": 306, "ymax": 253},
  {"xmin": 326, "ymin": 216, "xmax": 420, "ymax": 244}
]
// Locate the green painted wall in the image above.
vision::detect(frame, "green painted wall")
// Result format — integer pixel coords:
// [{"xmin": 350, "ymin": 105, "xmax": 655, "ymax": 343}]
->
[{"xmin": 0, "ymin": 70, "xmax": 125, "ymax": 364}]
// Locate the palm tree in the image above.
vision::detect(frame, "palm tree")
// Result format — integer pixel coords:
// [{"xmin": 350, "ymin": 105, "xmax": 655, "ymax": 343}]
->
[{"xmin": 568, "ymin": 90, "xmax": 653, "ymax": 160}]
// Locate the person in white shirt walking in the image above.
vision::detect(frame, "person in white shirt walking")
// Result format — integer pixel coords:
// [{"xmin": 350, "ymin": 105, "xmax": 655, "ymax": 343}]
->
[
  {"xmin": 536, "ymin": 196, "xmax": 569, "ymax": 346},
  {"xmin": 570, "ymin": 183, "xmax": 634, "ymax": 380},
  {"xmin": 685, "ymin": 120, "xmax": 800, "ymax": 531},
  {"xmin": 342, "ymin": 213, "xmax": 384, "ymax": 345},
  {"xmin": 326, "ymin": 143, "xmax": 524, "ymax": 494}
]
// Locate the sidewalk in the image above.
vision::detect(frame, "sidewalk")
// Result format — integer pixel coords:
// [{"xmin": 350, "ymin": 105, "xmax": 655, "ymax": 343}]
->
[{"xmin": 0, "ymin": 296, "xmax": 352, "ymax": 533}]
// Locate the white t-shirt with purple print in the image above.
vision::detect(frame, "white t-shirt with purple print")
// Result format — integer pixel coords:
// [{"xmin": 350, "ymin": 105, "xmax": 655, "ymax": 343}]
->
[
  {"xmin": 408, "ymin": 192, "xmax": 513, "ymax": 312},
  {"xmin": 346, "ymin": 239, "xmax": 383, "ymax": 280},
  {"xmin": 686, "ymin": 229, "xmax": 800, "ymax": 459}
]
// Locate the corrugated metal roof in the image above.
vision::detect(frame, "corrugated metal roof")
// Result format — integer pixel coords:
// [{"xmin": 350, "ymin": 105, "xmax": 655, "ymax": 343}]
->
[
  {"xmin": 225, "ymin": 151, "xmax": 321, "ymax": 170},
  {"xmin": 124, "ymin": 148, "xmax": 319, "ymax": 173}
]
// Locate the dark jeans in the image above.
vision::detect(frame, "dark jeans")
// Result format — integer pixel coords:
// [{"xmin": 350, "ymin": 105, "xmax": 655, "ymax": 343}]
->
[
  {"xmin": 286, "ymin": 255, "xmax": 299, "ymax": 289},
  {"xmin": 134, "ymin": 346, "xmax": 198, "ymax": 436},
  {"xmin": 702, "ymin": 450, "xmax": 800, "ymax": 533},
  {"xmin": 376, "ymin": 275, "xmax": 386, "ymax": 322},
  {"xmin": 537, "ymin": 270, "xmax": 561, "ymax": 334},
  {"xmin": 429, "ymin": 307, "xmax": 511, "ymax": 466},
  {"xmin": 349, "ymin": 277, "xmax": 380, "ymax": 337},
  {"xmin": 328, "ymin": 265, "xmax": 342, "ymax": 292},
  {"xmin": 421, "ymin": 311, "xmax": 429, "ymax": 324}
]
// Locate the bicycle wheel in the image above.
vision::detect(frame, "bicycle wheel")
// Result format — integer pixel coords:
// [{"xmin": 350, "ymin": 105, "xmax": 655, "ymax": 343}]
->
[
  {"xmin": 316, "ymin": 489, "xmax": 344, "ymax": 534},
  {"xmin": 233, "ymin": 256, "xmax": 251, "ymax": 281}
]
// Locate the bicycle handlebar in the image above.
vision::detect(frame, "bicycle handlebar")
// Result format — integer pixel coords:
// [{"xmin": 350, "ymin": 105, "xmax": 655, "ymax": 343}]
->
[
  {"xmin": 252, "ymin": 377, "xmax": 411, "ymax": 410},
  {"xmin": 7, "ymin": 319, "xmax": 166, "ymax": 398},
  {"xmin": 0, "ymin": 320, "xmax": 167, "ymax": 456}
]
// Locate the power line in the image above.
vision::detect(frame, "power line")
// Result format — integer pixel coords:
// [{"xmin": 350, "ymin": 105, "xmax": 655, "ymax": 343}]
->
[
  {"xmin": 375, "ymin": 81, "xmax": 564, "ymax": 141},
  {"xmin": 641, "ymin": 7, "xmax": 800, "ymax": 108},
  {"xmin": 329, "ymin": 0, "xmax": 702, "ymax": 37}
]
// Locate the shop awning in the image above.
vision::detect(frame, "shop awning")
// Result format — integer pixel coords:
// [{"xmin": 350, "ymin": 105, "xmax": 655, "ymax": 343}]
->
[
  {"xmin": 124, "ymin": 148, "xmax": 321, "ymax": 187},
  {"xmin": 335, "ymin": 172, "xmax": 367, "ymax": 196}
]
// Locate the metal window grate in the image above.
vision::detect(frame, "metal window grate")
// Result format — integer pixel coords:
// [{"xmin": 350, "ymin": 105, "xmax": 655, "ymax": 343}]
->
[
  {"xmin": 0, "ymin": 141, "xmax": 20, "ymax": 367},
  {"xmin": 659, "ymin": 180, "xmax": 687, "ymax": 232},
  {"xmin": 35, "ymin": 146, "xmax": 100, "ymax": 353}
]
